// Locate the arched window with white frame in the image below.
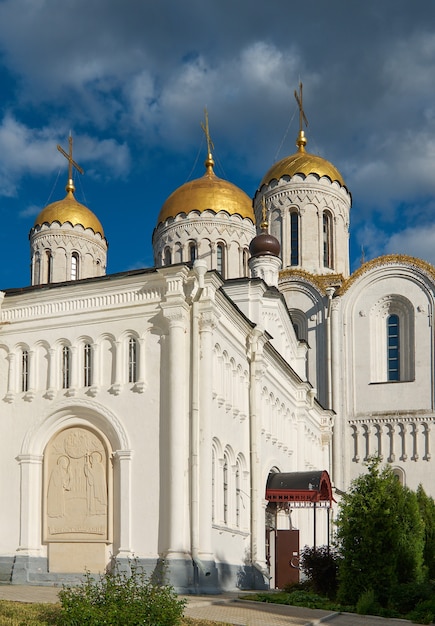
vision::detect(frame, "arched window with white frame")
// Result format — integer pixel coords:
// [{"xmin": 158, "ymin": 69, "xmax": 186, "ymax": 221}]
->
[
  {"xmin": 45, "ymin": 250, "xmax": 52, "ymax": 283},
  {"xmin": 128, "ymin": 337, "xmax": 138, "ymax": 383},
  {"xmin": 84, "ymin": 343, "xmax": 92, "ymax": 387},
  {"xmin": 223, "ymin": 453, "xmax": 229, "ymax": 525},
  {"xmin": 164, "ymin": 247, "xmax": 171, "ymax": 266},
  {"xmin": 243, "ymin": 248, "xmax": 249, "ymax": 277},
  {"xmin": 387, "ymin": 314, "xmax": 400, "ymax": 381},
  {"xmin": 212, "ymin": 447, "xmax": 216, "ymax": 524},
  {"xmin": 71, "ymin": 252, "xmax": 79, "ymax": 280},
  {"xmin": 62, "ymin": 346, "xmax": 71, "ymax": 389},
  {"xmin": 235, "ymin": 463, "xmax": 241, "ymax": 528},
  {"xmin": 322, "ymin": 211, "xmax": 333, "ymax": 269},
  {"xmin": 370, "ymin": 295, "xmax": 414, "ymax": 383},
  {"xmin": 21, "ymin": 349, "xmax": 29, "ymax": 392},
  {"xmin": 216, "ymin": 243, "xmax": 225, "ymax": 278},
  {"xmin": 290, "ymin": 211, "xmax": 299, "ymax": 266},
  {"xmin": 188, "ymin": 241, "xmax": 197, "ymax": 263}
]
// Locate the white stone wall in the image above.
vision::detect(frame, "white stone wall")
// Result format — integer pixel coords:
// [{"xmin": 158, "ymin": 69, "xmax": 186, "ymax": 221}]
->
[
  {"xmin": 153, "ymin": 210, "xmax": 256, "ymax": 279},
  {"xmin": 0, "ymin": 262, "xmax": 332, "ymax": 588},
  {"xmin": 255, "ymin": 175, "xmax": 351, "ymax": 278},
  {"xmin": 30, "ymin": 222, "xmax": 107, "ymax": 285},
  {"xmin": 278, "ymin": 278, "xmax": 328, "ymax": 408},
  {"xmin": 340, "ymin": 260, "xmax": 435, "ymax": 497}
]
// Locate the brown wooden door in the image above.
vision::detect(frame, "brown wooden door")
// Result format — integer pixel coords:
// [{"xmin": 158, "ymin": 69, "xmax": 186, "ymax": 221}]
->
[{"xmin": 275, "ymin": 529, "xmax": 300, "ymax": 589}]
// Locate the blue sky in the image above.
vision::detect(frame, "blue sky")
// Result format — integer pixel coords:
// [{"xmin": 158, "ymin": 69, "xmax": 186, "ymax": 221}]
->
[{"xmin": 1, "ymin": 0, "xmax": 435, "ymax": 288}]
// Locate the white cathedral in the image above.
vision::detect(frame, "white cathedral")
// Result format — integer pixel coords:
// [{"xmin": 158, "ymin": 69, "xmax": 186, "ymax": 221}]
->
[{"xmin": 0, "ymin": 98, "xmax": 434, "ymax": 593}]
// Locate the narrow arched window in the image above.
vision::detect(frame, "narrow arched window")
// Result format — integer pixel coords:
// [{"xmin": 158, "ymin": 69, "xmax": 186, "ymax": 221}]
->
[
  {"xmin": 243, "ymin": 248, "xmax": 249, "ymax": 277},
  {"xmin": 223, "ymin": 456, "xmax": 228, "ymax": 524},
  {"xmin": 46, "ymin": 250, "xmax": 52, "ymax": 283},
  {"xmin": 33, "ymin": 252, "xmax": 41, "ymax": 285},
  {"xmin": 71, "ymin": 253, "xmax": 79, "ymax": 280},
  {"xmin": 323, "ymin": 212, "xmax": 333, "ymax": 269},
  {"xmin": 290, "ymin": 212, "xmax": 299, "ymax": 266},
  {"xmin": 217, "ymin": 243, "xmax": 225, "ymax": 278},
  {"xmin": 188, "ymin": 242, "xmax": 197, "ymax": 263},
  {"xmin": 212, "ymin": 448, "xmax": 216, "ymax": 523},
  {"xmin": 387, "ymin": 314, "xmax": 400, "ymax": 381},
  {"xmin": 128, "ymin": 337, "xmax": 137, "ymax": 383},
  {"xmin": 84, "ymin": 343, "xmax": 92, "ymax": 387},
  {"xmin": 236, "ymin": 464, "xmax": 241, "ymax": 528},
  {"xmin": 22, "ymin": 350, "xmax": 29, "ymax": 392},
  {"xmin": 62, "ymin": 346, "xmax": 71, "ymax": 389},
  {"xmin": 164, "ymin": 247, "xmax": 172, "ymax": 266}
]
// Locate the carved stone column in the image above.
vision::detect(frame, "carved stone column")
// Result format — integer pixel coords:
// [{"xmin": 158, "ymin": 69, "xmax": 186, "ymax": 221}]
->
[
  {"xmin": 113, "ymin": 450, "xmax": 133, "ymax": 558},
  {"xmin": 67, "ymin": 345, "xmax": 78, "ymax": 396},
  {"xmin": 46, "ymin": 348, "xmax": 56, "ymax": 400},
  {"xmin": 160, "ymin": 302, "xmax": 189, "ymax": 559},
  {"xmin": 16, "ymin": 454, "xmax": 43, "ymax": 553},
  {"xmin": 5, "ymin": 352, "xmax": 16, "ymax": 402},
  {"xmin": 197, "ymin": 310, "xmax": 217, "ymax": 560}
]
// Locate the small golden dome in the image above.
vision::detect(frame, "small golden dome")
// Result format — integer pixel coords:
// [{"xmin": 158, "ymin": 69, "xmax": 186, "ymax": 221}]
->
[
  {"xmin": 260, "ymin": 131, "xmax": 345, "ymax": 188},
  {"xmin": 34, "ymin": 183, "xmax": 104, "ymax": 237},
  {"xmin": 157, "ymin": 155, "xmax": 255, "ymax": 225}
]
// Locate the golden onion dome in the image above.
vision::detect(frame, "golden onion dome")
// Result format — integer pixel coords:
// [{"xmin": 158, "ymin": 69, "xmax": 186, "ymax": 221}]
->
[
  {"xmin": 34, "ymin": 180, "xmax": 104, "ymax": 237},
  {"xmin": 157, "ymin": 155, "xmax": 255, "ymax": 225},
  {"xmin": 260, "ymin": 131, "xmax": 345, "ymax": 188}
]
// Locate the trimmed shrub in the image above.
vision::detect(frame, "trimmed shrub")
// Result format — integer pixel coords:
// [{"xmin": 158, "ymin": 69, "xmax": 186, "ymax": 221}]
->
[{"xmin": 58, "ymin": 559, "xmax": 186, "ymax": 626}]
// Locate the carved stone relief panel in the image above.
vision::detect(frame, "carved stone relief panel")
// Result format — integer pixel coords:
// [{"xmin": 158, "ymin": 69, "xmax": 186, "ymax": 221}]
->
[{"xmin": 44, "ymin": 426, "xmax": 110, "ymax": 542}]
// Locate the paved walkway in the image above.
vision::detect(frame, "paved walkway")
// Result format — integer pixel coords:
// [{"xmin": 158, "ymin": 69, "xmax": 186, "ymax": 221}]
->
[{"xmin": 0, "ymin": 585, "xmax": 415, "ymax": 625}]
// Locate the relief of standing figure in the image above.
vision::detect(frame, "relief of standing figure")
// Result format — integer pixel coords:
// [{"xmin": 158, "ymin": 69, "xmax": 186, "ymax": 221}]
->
[
  {"xmin": 47, "ymin": 455, "xmax": 71, "ymax": 518},
  {"xmin": 84, "ymin": 451, "xmax": 107, "ymax": 515}
]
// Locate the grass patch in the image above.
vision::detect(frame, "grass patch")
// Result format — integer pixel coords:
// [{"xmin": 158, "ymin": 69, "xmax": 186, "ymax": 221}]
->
[
  {"xmin": 0, "ymin": 600, "xmax": 60, "ymax": 625},
  {"xmin": 0, "ymin": 601, "xmax": 230, "ymax": 626}
]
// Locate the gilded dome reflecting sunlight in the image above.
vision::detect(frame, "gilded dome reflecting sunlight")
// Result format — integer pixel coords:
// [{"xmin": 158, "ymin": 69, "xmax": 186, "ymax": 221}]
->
[
  {"xmin": 34, "ymin": 189, "xmax": 105, "ymax": 237},
  {"xmin": 157, "ymin": 156, "xmax": 255, "ymax": 225},
  {"xmin": 260, "ymin": 131, "xmax": 345, "ymax": 188}
]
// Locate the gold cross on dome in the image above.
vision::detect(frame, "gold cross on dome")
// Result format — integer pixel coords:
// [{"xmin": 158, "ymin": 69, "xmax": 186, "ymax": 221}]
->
[
  {"xmin": 294, "ymin": 81, "xmax": 309, "ymax": 133},
  {"xmin": 200, "ymin": 108, "xmax": 215, "ymax": 156},
  {"xmin": 57, "ymin": 135, "xmax": 84, "ymax": 181}
]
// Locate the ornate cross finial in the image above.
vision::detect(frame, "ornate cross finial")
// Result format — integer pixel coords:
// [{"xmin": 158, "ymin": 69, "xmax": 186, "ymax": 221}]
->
[
  {"xmin": 200, "ymin": 107, "xmax": 215, "ymax": 157},
  {"xmin": 57, "ymin": 135, "xmax": 84, "ymax": 192},
  {"xmin": 294, "ymin": 81, "xmax": 308, "ymax": 133}
]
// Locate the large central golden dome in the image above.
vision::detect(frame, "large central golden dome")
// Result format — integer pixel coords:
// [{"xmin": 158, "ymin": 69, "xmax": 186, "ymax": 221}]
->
[
  {"xmin": 34, "ymin": 181, "xmax": 104, "ymax": 237},
  {"xmin": 157, "ymin": 156, "xmax": 255, "ymax": 225},
  {"xmin": 260, "ymin": 131, "xmax": 345, "ymax": 188}
]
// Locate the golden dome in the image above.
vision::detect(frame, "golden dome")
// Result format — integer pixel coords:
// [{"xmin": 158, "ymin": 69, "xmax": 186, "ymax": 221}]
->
[
  {"xmin": 260, "ymin": 131, "xmax": 345, "ymax": 188},
  {"xmin": 157, "ymin": 155, "xmax": 255, "ymax": 225},
  {"xmin": 34, "ymin": 181, "xmax": 104, "ymax": 237}
]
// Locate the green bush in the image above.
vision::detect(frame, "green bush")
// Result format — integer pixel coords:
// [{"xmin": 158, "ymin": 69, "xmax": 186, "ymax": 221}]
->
[
  {"xmin": 335, "ymin": 457, "xmax": 425, "ymax": 605},
  {"xmin": 299, "ymin": 544, "xmax": 339, "ymax": 598},
  {"xmin": 58, "ymin": 559, "xmax": 186, "ymax": 626},
  {"xmin": 388, "ymin": 580, "xmax": 435, "ymax": 615},
  {"xmin": 407, "ymin": 596, "xmax": 435, "ymax": 625},
  {"xmin": 356, "ymin": 588, "xmax": 379, "ymax": 615}
]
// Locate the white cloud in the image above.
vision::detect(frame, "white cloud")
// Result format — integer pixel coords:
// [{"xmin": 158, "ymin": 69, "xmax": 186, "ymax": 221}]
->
[
  {"xmin": 384, "ymin": 224, "xmax": 435, "ymax": 265},
  {"xmin": 0, "ymin": 114, "xmax": 131, "ymax": 197},
  {"xmin": 18, "ymin": 204, "xmax": 40, "ymax": 219}
]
